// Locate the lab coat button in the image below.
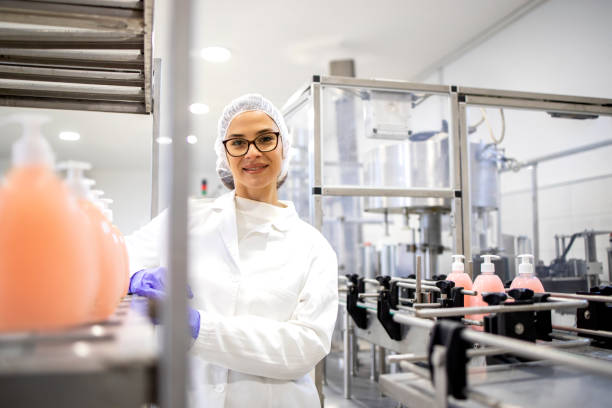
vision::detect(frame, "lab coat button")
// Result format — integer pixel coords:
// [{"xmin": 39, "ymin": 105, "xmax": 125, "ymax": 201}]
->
[{"xmin": 214, "ymin": 384, "xmax": 225, "ymax": 393}]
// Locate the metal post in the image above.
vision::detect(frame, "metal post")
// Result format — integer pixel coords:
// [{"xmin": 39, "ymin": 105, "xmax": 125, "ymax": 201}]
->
[
  {"xmin": 343, "ymin": 308, "xmax": 351, "ymax": 399},
  {"xmin": 554, "ymin": 235, "xmax": 560, "ymax": 259},
  {"xmin": 449, "ymin": 89, "xmax": 464, "ymax": 254},
  {"xmin": 311, "ymin": 82, "xmax": 323, "ymax": 231},
  {"xmin": 458, "ymin": 103, "xmax": 472, "ymax": 262},
  {"xmin": 531, "ymin": 164, "xmax": 540, "ymax": 264},
  {"xmin": 161, "ymin": 1, "xmax": 192, "ymax": 408},
  {"xmin": 432, "ymin": 346, "xmax": 448, "ymax": 408},
  {"xmin": 150, "ymin": 57, "xmax": 161, "ymax": 218},
  {"xmin": 416, "ymin": 255, "xmax": 422, "ymax": 303},
  {"xmin": 311, "ymin": 82, "xmax": 326, "ymax": 405},
  {"xmin": 370, "ymin": 344, "xmax": 377, "ymax": 381}
]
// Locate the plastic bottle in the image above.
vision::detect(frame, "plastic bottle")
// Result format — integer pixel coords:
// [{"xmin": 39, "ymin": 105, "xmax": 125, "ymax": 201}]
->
[
  {"xmin": 99, "ymin": 198, "xmax": 130, "ymax": 298},
  {"xmin": 510, "ymin": 254, "xmax": 545, "ymax": 293},
  {"xmin": 446, "ymin": 255, "xmax": 473, "ymax": 307},
  {"xmin": 59, "ymin": 161, "xmax": 123, "ymax": 321},
  {"xmin": 0, "ymin": 115, "xmax": 97, "ymax": 331},
  {"xmin": 469, "ymin": 254, "xmax": 505, "ymax": 331}
]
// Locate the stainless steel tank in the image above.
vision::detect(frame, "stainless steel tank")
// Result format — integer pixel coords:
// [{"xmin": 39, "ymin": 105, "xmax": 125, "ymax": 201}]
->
[
  {"xmin": 470, "ymin": 141, "xmax": 499, "ymax": 210},
  {"xmin": 363, "ymin": 138, "xmax": 500, "ymax": 213},
  {"xmin": 363, "ymin": 136, "xmax": 450, "ymax": 213}
]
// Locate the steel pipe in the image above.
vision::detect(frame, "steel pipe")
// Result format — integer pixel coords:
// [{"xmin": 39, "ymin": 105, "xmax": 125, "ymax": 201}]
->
[
  {"xmin": 553, "ymin": 325, "xmax": 612, "ymax": 339},
  {"xmin": 397, "ymin": 282, "xmax": 441, "ymax": 293},
  {"xmin": 414, "ymin": 298, "xmax": 587, "ymax": 318},
  {"xmin": 392, "ymin": 313, "xmax": 612, "ymax": 378}
]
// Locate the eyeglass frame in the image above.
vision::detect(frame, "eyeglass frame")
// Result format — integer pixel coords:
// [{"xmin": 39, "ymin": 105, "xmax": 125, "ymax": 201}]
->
[{"xmin": 222, "ymin": 131, "xmax": 280, "ymax": 157}]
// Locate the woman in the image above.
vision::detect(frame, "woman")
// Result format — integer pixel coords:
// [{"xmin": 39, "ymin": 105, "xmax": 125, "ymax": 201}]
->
[{"xmin": 126, "ymin": 94, "xmax": 339, "ymax": 408}]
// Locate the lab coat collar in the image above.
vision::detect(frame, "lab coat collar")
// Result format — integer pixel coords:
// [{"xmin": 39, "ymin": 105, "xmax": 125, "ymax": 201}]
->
[{"xmin": 212, "ymin": 190, "xmax": 298, "ymax": 233}]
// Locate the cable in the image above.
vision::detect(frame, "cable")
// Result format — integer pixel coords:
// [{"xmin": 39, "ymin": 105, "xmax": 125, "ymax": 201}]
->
[{"xmin": 479, "ymin": 108, "xmax": 506, "ymax": 145}]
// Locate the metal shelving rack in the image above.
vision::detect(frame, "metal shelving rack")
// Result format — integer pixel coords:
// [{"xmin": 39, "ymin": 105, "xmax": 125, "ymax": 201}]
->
[
  {"xmin": 0, "ymin": 1, "xmax": 165, "ymax": 407},
  {"xmin": 0, "ymin": 0, "xmax": 153, "ymax": 114}
]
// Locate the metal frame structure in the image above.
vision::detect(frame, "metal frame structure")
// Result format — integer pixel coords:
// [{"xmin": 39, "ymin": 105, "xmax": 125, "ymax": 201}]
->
[{"xmin": 283, "ymin": 75, "xmax": 612, "ymax": 405}]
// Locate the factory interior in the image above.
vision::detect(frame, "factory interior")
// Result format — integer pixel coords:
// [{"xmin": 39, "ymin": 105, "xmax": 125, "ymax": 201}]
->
[{"xmin": 0, "ymin": 1, "xmax": 611, "ymax": 407}]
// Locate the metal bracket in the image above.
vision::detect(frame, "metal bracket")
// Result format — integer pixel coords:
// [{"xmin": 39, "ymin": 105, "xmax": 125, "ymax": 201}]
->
[
  {"xmin": 427, "ymin": 320, "xmax": 468, "ymax": 400},
  {"xmin": 376, "ymin": 286, "xmax": 402, "ymax": 341},
  {"xmin": 346, "ymin": 274, "xmax": 368, "ymax": 329}
]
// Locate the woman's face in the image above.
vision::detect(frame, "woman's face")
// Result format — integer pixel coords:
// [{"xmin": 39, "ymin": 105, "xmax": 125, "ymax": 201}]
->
[{"xmin": 225, "ymin": 110, "xmax": 283, "ymax": 192}]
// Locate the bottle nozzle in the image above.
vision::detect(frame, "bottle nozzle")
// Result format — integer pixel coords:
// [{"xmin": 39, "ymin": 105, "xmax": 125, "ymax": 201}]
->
[
  {"xmin": 57, "ymin": 161, "xmax": 93, "ymax": 200},
  {"xmin": 480, "ymin": 254, "xmax": 500, "ymax": 274},
  {"xmin": 451, "ymin": 254, "xmax": 465, "ymax": 272},
  {"xmin": 517, "ymin": 254, "xmax": 535, "ymax": 275}
]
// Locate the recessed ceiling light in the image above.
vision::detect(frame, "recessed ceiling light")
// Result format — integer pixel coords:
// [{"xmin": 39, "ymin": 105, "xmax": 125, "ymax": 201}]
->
[
  {"xmin": 200, "ymin": 46, "xmax": 231, "ymax": 62},
  {"xmin": 187, "ymin": 135, "xmax": 198, "ymax": 144},
  {"xmin": 156, "ymin": 136, "xmax": 172, "ymax": 145},
  {"xmin": 59, "ymin": 131, "xmax": 80, "ymax": 141},
  {"xmin": 189, "ymin": 103, "xmax": 210, "ymax": 115}
]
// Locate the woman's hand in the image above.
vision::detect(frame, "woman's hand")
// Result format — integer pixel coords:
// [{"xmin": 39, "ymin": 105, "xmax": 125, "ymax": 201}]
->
[{"xmin": 129, "ymin": 266, "xmax": 194, "ymax": 299}]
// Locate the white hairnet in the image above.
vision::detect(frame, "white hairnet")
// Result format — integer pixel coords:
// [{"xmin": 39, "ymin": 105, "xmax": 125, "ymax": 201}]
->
[{"xmin": 215, "ymin": 93, "xmax": 291, "ymax": 190}]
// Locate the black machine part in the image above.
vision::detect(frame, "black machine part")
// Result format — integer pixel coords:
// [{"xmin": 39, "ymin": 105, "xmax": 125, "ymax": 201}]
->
[
  {"xmin": 427, "ymin": 320, "xmax": 469, "ymax": 400},
  {"xmin": 483, "ymin": 289, "xmax": 552, "ymax": 342},
  {"xmin": 576, "ymin": 285, "xmax": 612, "ymax": 349},
  {"xmin": 345, "ymin": 274, "xmax": 368, "ymax": 329}
]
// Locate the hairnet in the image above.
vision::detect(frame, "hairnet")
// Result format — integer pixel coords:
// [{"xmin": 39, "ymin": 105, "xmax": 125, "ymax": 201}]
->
[{"xmin": 215, "ymin": 93, "xmax": 291, "ymax": 190}]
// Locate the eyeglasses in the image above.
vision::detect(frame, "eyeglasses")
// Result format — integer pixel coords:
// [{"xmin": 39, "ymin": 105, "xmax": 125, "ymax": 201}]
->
[{"xmin": 222, "ymin": 132, "xmax": 280, "ymax": 157}]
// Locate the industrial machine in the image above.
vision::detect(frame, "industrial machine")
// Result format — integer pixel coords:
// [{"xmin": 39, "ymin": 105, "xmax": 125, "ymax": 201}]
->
[{"xmin": 281, "ymin": 76, "xmax": 612, "ymax": 407}]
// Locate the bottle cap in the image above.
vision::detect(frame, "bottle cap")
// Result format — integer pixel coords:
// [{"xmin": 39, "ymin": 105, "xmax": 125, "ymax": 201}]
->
[
  {"xmin": 451, "ymin": 254, "xmax": 465, "ymax": 272},
  {"xmin": 6, "ymin": 114, "xmax": 54, "ymax": 167},
  {"xmin": 57, "ymin": 161, "xmax": 93, "ymax": 200},
  {"xmin": 480, "ymin": 254, "xmax": 500, "ymax": 274},
  {"xmin": 517, "ymin": 254, "xmax": 534, "ymax": 275}
]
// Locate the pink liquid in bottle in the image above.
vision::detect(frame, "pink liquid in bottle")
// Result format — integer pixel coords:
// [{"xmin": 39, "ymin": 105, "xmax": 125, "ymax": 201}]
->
[
  {"xmin": 510, "ymin": 254, "xmax": 544, "ymax": 293},
  {"xmin": 446, "ymin": 255, "xmax": 473, "ymax": 308},
  {"xmin": 468, "ymin": 255, "xmax": 505, "ymax": 331}
]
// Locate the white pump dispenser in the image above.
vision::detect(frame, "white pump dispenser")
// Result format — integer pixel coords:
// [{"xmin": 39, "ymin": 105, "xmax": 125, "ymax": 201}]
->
[
  {"xmin": 4, "ymin": 114, "xmax": 55, "ymax": 167},
  {"xmin": 57, "ymin": 161, "xmax": 93, "ymax": 200},
  {"xmin": 480, "ymin": 254, "xmax": 500, "ymax": 274},
  {"xmin": 451, "ymin": 254, "xmax": 465, "ymax": 272},
  {"xmin": 517, "ymin": 254, "xmax": 535, "ymax": 275}
]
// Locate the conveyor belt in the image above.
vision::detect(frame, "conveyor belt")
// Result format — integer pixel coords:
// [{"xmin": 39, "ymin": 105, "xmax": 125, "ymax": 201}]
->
[
  {"xmin": 0, "ymin": 296, "xmax": 158, "ymax": 407},
  {"xmin": 379, "ymin": 346, "xmax": 612, "ymax": 408}
]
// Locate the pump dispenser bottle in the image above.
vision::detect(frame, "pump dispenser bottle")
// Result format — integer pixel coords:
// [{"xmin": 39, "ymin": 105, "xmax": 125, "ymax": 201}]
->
[
  {"xmin": 510, "ymin": 254, "xmax": 544, "ymax": 293},
  {"xmin": 59, "ymin": 161, "xmax": 123, "ymax": 321},
  {"xmin": 446, "ymin": 255, "xmax": 473, "ymax": 307},
  {"xmin": 0, "ymin": 115, "xmax": 97, "ymax": 331},
  {"xmin": 469, "ymin": 254, "xmax": 505, "ymax": 331}
]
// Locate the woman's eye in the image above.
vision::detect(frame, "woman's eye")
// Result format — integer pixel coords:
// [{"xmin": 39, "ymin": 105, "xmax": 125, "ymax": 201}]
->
[
  {"xmin": 260, "ymin": 136, "xmax": 273, "ymax": 143},
  {"xmin": 230, "ymin": 139, "xmax": 245, "ymax": 147}
]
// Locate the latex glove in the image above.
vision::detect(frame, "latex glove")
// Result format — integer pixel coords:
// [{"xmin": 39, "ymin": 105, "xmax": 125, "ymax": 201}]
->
[
  {"xmin": 129, "ymin": 267, "xmax": 194, "ymax": 299},
  {"xmin": 189, "ymin": 307, "xmax": 201, "ymax": 339}
]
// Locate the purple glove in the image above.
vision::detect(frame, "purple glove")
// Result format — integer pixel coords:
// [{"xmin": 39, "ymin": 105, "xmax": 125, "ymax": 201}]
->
[
  {"xmin": 129, "ymin": 267, "xmax": 194, "ymax": 299},
  {"xmin": 189, "ymin": 307, "xmax": 201, "ymax": 339},
  {"xmin": 129, "ymin": 267, "xmax": 200, "ymax": 339}
]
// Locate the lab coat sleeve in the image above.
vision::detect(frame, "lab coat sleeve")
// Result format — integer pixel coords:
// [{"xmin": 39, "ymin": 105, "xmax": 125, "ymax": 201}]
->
[
  {"xmin": 124, "ymin": 209, "xmax": 168, "ymax": 276},
  {"xmin": 191, "ymin": 238, "xmax": 339, "ymax": 380}
]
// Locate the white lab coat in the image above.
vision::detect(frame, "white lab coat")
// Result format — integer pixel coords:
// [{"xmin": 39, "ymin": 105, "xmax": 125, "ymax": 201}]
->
[{"xmin": 125, "ymin": 190, "xmax": 339, "ymax": 408}]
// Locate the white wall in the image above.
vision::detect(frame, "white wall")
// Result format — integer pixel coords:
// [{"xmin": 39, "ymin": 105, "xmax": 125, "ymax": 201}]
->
[{"xmin": 425, "ymin": 0, "xmax": 612, "ymax": 279}]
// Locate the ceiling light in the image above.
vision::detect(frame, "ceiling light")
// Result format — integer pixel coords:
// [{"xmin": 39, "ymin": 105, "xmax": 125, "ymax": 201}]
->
[
  {"xmin": 189, "ymin": 103, "xmax": 210, "ymax": 115},
  {"xmin": 59, "ymin": 131, "xmax": 80, "ymax": 141},
  {"xmin": 200, "ymin": 46, "xmax": 231, "ymax": 62},
  {"xmin": 156, "ymin": 136, "xmax": 172, "ymax": 145},
  {"xmin": 187, "ymin": 135, "xmax": 198, "ymax": 144}
]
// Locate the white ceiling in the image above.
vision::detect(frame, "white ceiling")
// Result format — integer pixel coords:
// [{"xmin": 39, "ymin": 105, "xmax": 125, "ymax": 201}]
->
[{"xmin": 0, "ymin": 0, "xmax": 534, "ymax": 176}]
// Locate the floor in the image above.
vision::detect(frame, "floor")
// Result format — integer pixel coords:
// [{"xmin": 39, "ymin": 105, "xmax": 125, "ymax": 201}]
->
[{"xmin": 323, "ymin": 350, "xmax": 400, "ymax": 408}]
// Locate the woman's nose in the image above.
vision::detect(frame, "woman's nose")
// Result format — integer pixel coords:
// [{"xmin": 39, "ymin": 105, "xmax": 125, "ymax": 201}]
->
[{"xmin": 244, "ymin": 142, "xmax": 261, "ymax": 159}]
